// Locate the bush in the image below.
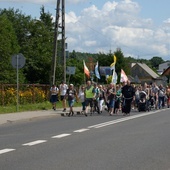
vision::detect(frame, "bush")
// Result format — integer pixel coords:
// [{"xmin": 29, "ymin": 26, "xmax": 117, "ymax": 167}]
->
[{"xmin": 0, "ymin": 84, "xmax": 50, "ymax": 106}]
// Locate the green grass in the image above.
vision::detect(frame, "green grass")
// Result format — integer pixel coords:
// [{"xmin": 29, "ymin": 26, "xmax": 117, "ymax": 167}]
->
[{"xmin": 0, "ymin": 101, "xmax": 81, "ymax": 114}]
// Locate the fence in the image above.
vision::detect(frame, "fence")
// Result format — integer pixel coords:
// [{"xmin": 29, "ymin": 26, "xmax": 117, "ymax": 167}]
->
[{"xmin": 0, "ymin": 84, "xmax": 50, "ymax": 106}]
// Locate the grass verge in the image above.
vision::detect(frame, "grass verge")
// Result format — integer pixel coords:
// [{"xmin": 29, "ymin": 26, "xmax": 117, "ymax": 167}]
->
[{"xmin": 0, "ymin": 101, "xmax": 81, "ymax": 114}]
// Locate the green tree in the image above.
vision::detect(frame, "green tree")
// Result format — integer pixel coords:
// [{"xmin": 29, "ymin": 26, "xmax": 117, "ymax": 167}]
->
[
  {"xmin": 93, "ymin": 48, "xmax": 126, "ymax": 84},
  {"xmin": 22, "ymin": 7, "xmax": 54, "ymax": 84},
  {"xmin": 69, "ymin": 50, "xmax": 77, "ymax": 58},
  {"xmin": 66, "ymin": 57, "xmax": 86, "ymax": 86},
  {"xmin": 0, "ymin": 14, "xmax": 23, "ymax": 83},
  {"xmin": 113, "ymin": 48, "xmax": 126, "ymax": 83},
  {"xmin": 23, "ymin": 20, "xmax": 53, "ymax": 83},
  {"xmin": 0, "ymin": 8, "xmax": 32, "ymax": 50},
  {"xmin": 150, "ymin": 56, "xmax": 164, "ymax": 70},
  {"xmin": 0, "ymin": 7, "xmax": 54, "ymax": 84}
]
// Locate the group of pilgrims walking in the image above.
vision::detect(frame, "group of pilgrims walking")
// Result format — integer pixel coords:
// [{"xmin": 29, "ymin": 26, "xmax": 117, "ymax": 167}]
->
[{"xmin": 50, "ymin": 80, "xmax": 170, "ymax": 117}]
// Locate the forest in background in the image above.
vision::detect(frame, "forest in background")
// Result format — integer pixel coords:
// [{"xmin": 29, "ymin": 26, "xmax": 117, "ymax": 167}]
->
[{"xmin": 0, "ymin": 7, "xmax": 168, "ymax": 86}]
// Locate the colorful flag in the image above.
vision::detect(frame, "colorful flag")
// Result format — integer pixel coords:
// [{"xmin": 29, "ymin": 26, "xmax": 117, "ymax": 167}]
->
[
  {"xmin": 110, "ymin": 55, "xmax": 117, "ymax": 83},
  {"xmin": 110, "ymin": 55, "xmax": 117, "ymax": 70},
  {"xmin": 112, "ymin": 71, "xmax": 117, "ymax": 84},
  {"xmin": 95, "ymin": 61, "xmax": 100, "ymax": 79},
  {"xmin": 83, "ymin": 60, "xmax": 90, "ymax": 78},
  {"xmin": 120, "ymin": 69, "xmax": 128, "ymax": 82},
  {"xmin": 99, "ymin": 67, "xmax": 111, "ymax": 76}
]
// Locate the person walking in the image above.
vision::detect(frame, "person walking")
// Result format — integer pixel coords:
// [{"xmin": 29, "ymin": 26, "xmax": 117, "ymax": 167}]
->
[
  {"xmin": 59, "ymin": 81, "xmax": 68, "ymax": 112},
  {"xmin": 84, "ymin": 81, "xmax": 95, "ymax": 116},
  {"xmin": 78, "ymin": 85, "xmax": 86, "ymax": 114},
  {"xmin": 134, "ymin": 85, "xmax": 141, "ymax": 110},
  {"xmin": 114, "ymin": 84, "xmax": 122, "ymax": 114},
  {"xmin": 166, "ymin": 85, "xmax": 170, "ymax": 108},
  {"xmin": 121, "ymin": 80, "xmax": 135, "ymax": 115},
  {"xmin": 158, "ymin": 84, "xmax": 166, "ymax": 109},
  {"xmin": 50, "ymin": 84, "xmax": 59, "ymax": 111},
  {"xmin": 92, "ymin": 83, "xmax": 100, "ymax": 114},
  {"xmin": 106, "ymin": 83, "xmax": 116, "ymax": 116},
  {"xmin": 151, "ymin": 82, "xmax": 159, "ymax": 109},
  {"xmin": 65, "ymin": 84, "xmax": 78, "ymax": 116},
  {"xmin": 98, "ymin": 84, "xmax": 106, "ymax": 114}
]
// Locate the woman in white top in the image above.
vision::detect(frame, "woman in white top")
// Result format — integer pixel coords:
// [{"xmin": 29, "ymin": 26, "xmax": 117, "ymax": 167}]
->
[
  {"xmin": 78, "ymin": 86, "xmax": 86, "ymax": 113},
  {"xmin": 59, "ymin": 81, "xmax": 68, "ymax": 112},
  {"xmin": 98, "ymin": 85, "xmax": 106, "ymax": 114},
  {"xmin": 50, "ymin": 84, "xmax": 59, "ymax": 110}
]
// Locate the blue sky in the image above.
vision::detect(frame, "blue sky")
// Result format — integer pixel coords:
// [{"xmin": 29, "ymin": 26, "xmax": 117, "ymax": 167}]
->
[{"xmin": 0, "ymin": 0, "xmax": 170, "ymax": 61}]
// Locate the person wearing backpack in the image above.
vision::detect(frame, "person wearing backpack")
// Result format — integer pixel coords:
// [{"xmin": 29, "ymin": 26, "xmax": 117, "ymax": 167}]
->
[
  {"xmin": 50, "ymin": 84, "xmax": 59, "ymax": 111},
  {"xmin": 65, "ymin": 84, "xmax": 78, "ymax": 116}
]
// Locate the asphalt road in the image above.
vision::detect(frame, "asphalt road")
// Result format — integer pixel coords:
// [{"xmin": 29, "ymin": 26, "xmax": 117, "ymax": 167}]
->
[{"xmin": 0, "ymin": 109, "xmax": 170, "ymax": 170}]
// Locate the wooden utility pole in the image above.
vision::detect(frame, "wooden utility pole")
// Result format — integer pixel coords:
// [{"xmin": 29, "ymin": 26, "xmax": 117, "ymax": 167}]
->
[
  {"xmin": 61, "ymin": 0, "xmax": 66, "ymax": 82},
  {"xmin": 51, "ymin": 0, "xmax": 66, "ymax": 84},
  {"xmin": 51, "ymin": 0, "xmax": 60, "ymax": 85}
]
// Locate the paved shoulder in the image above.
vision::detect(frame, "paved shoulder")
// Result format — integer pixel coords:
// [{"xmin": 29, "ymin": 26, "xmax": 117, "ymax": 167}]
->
[{"xmin": 0, "ymin": 107, "xmax": 82, "ymax": 125}]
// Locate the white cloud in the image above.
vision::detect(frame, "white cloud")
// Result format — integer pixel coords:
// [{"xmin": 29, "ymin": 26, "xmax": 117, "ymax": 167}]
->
[
  {"xmin": 164, "ymin": 18, "xmax": 170, "ymax": 24},
  {"xmin": 3, "ymin": 0, "xmax": 170, "ymax": 60},
  {"xmin": 67, "ymin": 0, "xmax": 87, "ymax": 4},
  {"xmin": 102, "ymin": 1, "xmax": 117, "ymax": 12},
  {"xmin": 84, "ymin": 40, "xmax": 97, "ymax": 47},
  {"xmin": 64, "ymin": 0, "xmax": 170, "ymax": 60},
  {"xmin": 66, "ymin": 12, "xmax": 79, "ymax": 23},
  {"xmin": 5, "ymin": 0, "xmax": 54, "ymax": 3},
  {"xmin": 4, "ymin": 0, "xmax": 85, "ymax": 4}
]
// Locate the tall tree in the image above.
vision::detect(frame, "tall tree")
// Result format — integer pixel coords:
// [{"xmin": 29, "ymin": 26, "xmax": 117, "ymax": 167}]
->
[
  {"xmin": 150, "ymin": 56, "xmax": 164, "ymax": 70},
  {"xmin": 0, "ymin": 8, "xmax": 32, "ymax": 49},
  {"xmin": 0, "ymin": 7, "xmax": 54, "ymax": 84},
  {"xmin": 0, "ymin": 14, "xmax": 23, "ymax": 83},
  {"xmin": 23, "ymin": 19, "xmax": 54, "ymax": 83},
  {"xmin": 22, "ymin": 7, "xmax": 54, "ymax": 83}
]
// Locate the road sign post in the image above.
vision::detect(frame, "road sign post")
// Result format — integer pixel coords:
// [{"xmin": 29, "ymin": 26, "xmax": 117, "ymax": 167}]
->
[{"xmin": 11, "ymin": 54, "xmax": 25, "ymax": 112}]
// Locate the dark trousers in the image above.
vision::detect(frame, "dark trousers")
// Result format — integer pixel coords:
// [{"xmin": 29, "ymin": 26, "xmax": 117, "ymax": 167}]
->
[
  {"xmin": 158, "ymin": 96, "xmax": 165, "ymax": 109},
  {"xmin": 122, "ymin": 98, "xmax": 133, "ymax": 114},
  {"xmin": 81, "ymin": 102, "xmax": 86, "ymax": 111}
]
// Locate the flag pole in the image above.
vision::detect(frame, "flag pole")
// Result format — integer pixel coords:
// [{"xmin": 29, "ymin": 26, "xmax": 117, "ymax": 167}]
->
[
  {"xmin": 111, "ymin": 66, "xmax": 115, "ymax": 84},
  {"xmin": 84, "ymin": 72, "xmax": 86, "ymax": 85},
  {"xmin": 110, "ymin": 55, "xmax": 116, "ymax": 85}
]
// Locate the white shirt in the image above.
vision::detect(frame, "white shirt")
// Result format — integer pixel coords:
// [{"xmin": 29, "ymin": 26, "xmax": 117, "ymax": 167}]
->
[
  {"xmin": 59, "ymin": 83, "xmax": 68, "ymax": 96},
  {"xmin": 78, "ymin": 90, "xmax": 85, "ymax": 102},
  {"xmin": 50, "ymin": 86, "xmax": 59, "ymax": 95}
]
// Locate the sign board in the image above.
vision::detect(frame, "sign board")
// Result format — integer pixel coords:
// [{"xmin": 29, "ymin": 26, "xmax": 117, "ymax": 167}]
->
[
  {"xmin": 11, "ymin": 53, "xmax": 26, "ymax": 112},
  {"xmin": 99, "ymin": 66, "xmax": 112, "ymax": 76},
  {"xmin": 66, "ymin": 66, "xmax": 76, "ymax": 75},
  {"xmin": 11, "ymin": 53, "xmax": 25, "ymax": 69}
]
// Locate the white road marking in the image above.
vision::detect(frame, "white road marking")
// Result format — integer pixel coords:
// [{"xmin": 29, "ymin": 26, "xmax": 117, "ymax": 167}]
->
[
  {"xmin": 1, "ymin": 110, "xmax": 163, "ymax": 154},
  {"xmin": 74, "ymin": 129, "xmax": 89, "ymax": 133},
  {"xmin": 0, "ymin": 148, "xmax": 15, "ymax": 155},
  {"xmin": 51, "ymin": 133, "xmax": 71, "ymax": 138},
  {"xmin": 22, "ymin": 140, "xmax": 47, "ymax": 146},
  {"xmin": 88, "ymin": 110, "xmax": 160, "ymax": 128}
]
